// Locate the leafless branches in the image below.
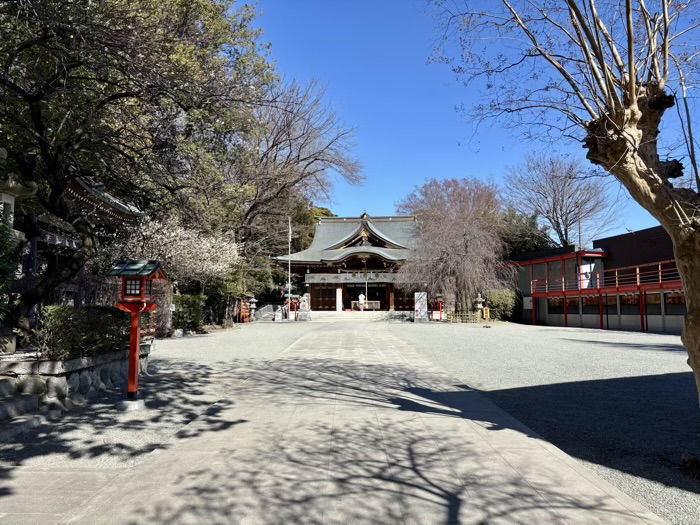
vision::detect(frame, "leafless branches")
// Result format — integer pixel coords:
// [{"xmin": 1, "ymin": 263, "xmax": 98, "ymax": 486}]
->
[
  {"xmin": 505, "ymin": 154, "xmax": 620, "ymax": 248},
  {"xmin": 229, "ymin": 80, "xmax": 363, "ymax": 237},
  {"xmin": 396, "ymin": 179, "xmax": 509, "ymax": 312},
  {"xmin": 432, "ymin": 1, "xmax": 700, "ymax": 186},
  {"xmin": 431, "ymin": 0, "xmax": 700, "ymax": 407}
]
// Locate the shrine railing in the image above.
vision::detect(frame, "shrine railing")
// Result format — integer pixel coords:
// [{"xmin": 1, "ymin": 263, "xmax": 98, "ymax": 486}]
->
[{"xmin": 531, "ymin": 259, "xmax": 682, "ymax": 296}]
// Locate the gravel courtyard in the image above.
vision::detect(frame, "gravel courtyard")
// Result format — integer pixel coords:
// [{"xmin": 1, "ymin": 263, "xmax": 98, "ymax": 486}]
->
[
  {"xmin": 388, "ymin": 321, "xmax": 700, "ymax": 525},
  {"xmin": 1, "ymin": 320, "xmax": 698, "ymax": 524}
]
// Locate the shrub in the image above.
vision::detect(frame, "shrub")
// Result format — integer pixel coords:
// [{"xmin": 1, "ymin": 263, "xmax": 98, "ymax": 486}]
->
[
  {"xmin": 36, "ymin": 305, "xmax": 130, "ymax": 360},
  {"xmin": 172, "ymin": 294, "xmax": 206, "ymax": 332},
  {"xmin": 486, "ymin": 289, "xmax": 517, "ymax": 320},
  {"xmin": 0, "ymin": 221, "xmax": 16, "ymax": 326}
]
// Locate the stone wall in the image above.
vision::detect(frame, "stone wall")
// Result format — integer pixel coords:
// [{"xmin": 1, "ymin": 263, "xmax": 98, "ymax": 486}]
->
[{"xmin": 0, "ymin": 342, "xmax": 152, "ymax": 411}]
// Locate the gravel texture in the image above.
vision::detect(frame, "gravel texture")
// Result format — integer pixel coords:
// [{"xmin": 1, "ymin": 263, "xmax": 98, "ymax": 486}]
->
[
  {"xmin": 0, "ymin": 322, "xmax": 320, "ymax": 469},
  {"xmin": 388, "ymin": 321, "xmax": 700, "ymax": 525}
]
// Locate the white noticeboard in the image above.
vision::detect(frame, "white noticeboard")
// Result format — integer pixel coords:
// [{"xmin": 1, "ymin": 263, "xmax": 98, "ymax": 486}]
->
[{"xmin": 414, "ymin": 292, "xmax": 429, "ymax": 322}]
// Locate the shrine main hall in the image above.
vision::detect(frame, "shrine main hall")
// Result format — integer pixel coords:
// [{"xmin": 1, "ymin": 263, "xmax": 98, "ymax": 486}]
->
[{"xmin": 277, "ymin": 213, "xmax": 417, "ymax": 311}]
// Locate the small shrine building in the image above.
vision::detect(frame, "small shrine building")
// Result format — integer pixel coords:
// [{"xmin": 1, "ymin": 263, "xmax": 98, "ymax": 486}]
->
[{"xmin": 277, "ymin": 213, "xmax": 418, "ymax": 311}]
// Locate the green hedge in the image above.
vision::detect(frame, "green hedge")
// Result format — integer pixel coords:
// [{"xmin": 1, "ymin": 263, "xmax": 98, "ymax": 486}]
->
[
  {"xmin": 486, "ymin": 289, "xmax": 517, "ymax": 320},
  {"xmin": 172, "ymin": 294, "xmax": 206, "ymax": 332},
  {"xmin": 37, "ymin": 305, "xmax": 130, "ymax": 360}
]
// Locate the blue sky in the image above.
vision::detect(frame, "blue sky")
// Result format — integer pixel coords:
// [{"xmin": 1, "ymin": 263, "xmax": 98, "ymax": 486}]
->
[{"xmin": 256, "ymin": 0, "xmax": 660, "ymax": 236}]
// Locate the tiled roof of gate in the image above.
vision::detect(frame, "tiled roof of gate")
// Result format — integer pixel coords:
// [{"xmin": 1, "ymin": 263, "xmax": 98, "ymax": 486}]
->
[{"xmin": 277, "ymin": 214, "xmax": 418, "ymax": 264}]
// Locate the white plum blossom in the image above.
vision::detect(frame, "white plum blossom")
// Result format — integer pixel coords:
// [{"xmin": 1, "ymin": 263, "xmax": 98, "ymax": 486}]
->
[{"xmin": 99, "ymin": 218, "xmax": 239, "ymax": 284}]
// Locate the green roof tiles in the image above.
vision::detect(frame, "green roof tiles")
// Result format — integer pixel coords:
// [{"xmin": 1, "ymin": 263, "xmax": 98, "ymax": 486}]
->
[{"xmin": 107, "ymin": 260, "xmax": 164, "ymax": 277}]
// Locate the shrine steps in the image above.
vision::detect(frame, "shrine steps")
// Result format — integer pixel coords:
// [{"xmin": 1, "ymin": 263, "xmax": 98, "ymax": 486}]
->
[{"xmin": 307, "ymin": 311, "xmax": 411, "ymax": 322}]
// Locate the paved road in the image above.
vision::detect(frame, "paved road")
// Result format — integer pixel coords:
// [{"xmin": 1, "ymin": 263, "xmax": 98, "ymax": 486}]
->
[{"xmin": 0, "ymin": 322, "xmax": 666, "ymax": 524}]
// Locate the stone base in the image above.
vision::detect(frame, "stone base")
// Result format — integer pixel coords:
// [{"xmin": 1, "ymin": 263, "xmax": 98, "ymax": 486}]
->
[
  {"xmin": 114, "ymin": 399, "xmax": 146, "ymax": 412},
  {"xmin": 0, "ymin": 342, "xmax": 153, "ymax": 412}
]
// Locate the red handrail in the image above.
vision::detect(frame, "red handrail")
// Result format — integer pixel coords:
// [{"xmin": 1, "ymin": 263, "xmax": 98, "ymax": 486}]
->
[{"xmin": 530, "ymin": 260, "xmax": 681, "ymax": 294}]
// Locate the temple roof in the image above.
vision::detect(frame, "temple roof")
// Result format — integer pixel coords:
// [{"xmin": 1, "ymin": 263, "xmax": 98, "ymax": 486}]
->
[
  {"xmin": 68, "ymin": 178, "xmax": 144, "ymax": 222},
  {"xmin": 278, "ymin": 213, "xmax": 418, "ymax": 264}
]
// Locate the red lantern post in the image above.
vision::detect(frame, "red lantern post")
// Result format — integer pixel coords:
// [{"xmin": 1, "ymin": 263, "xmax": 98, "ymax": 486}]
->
[{"xmin": 108, "ymin": 260, "xmax": 167, "ymax": 409}]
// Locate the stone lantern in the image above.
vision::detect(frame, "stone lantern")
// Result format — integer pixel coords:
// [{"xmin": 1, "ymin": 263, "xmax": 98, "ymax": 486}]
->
[
  {"xmin": 249, "ymin": 297, "xmax": 258, "ymax": 319},
  {"xmin": 0, "ymin": 147, "xmax": 37, "ymax": 354}
]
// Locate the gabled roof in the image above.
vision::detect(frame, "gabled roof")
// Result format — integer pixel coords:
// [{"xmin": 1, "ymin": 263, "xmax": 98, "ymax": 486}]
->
[
  {"xmin": 107, "ymin": 260, "xmax": 166, "ymax": 278},
  {"xmin": 277, "ymin": 213, "xmax": 418, "ymax": 264}
]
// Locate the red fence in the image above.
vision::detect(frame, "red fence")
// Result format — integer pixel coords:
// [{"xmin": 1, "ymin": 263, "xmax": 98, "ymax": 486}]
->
[{"xmin": 531, "ymin": 260, "xmax": 682, "ymax": 297}]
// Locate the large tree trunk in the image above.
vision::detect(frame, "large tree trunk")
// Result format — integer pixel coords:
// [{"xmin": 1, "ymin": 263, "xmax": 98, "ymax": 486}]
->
[
  {"xmin": 584, "ymin": 84, "xmax": 700, "ymax": 407},
  {"xmin": 674, "ymin": 231, "xmax": 700, "ymax": 408},
  {"xmin": 600, "ymin": 162, "xmax": 700, "ymax": 408},
  {"xmin": 10, "ymin": 250, "xmax": 87, "ymax": 333},
  {"xmin": 10, "ymin": 216, "xmax": 96, "ymax": 334}
]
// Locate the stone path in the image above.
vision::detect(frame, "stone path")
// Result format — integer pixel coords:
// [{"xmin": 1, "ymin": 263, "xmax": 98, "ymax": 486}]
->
[{"xmin": 0, "ymin": 322, "xmax": 667, "ymax": 524}]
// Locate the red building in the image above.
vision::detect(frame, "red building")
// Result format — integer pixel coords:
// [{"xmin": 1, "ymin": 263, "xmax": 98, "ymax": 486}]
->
[{"xmin": 513, "ymin": 226, "xmax": 684, "ymax": 334}]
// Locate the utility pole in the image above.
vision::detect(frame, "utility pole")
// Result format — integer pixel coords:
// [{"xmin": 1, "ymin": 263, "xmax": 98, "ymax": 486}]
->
[{"xmin": 288, "ymin": 216, "xmax": 292, "ymax": 319}]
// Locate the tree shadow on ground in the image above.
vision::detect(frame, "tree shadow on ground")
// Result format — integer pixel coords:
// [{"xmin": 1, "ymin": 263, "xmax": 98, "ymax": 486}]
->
[
  {"xmin": 118, "ymin": 356, "xmax": 651, "ymax": 525},
  {"xmin": 126, "ymin": 418, "xmax": 639, "ymax": 525},
  {"xmin": 562, "ymin": 338, "xmax": 686, "ymax": 352},
  {"xmin": 0, "ymin": 359, "xmax": 251, "ymax": 469},
  {"xmin": 1, "ymin": 350, "xmax": 696, "ymax": 524},
  {"xmin": 483, "ymin": 371, "xmax": 700, "ymax": 494},
  {"xmin": 223, "ymin": 355, "xmax": 700, "ymax": 494}
]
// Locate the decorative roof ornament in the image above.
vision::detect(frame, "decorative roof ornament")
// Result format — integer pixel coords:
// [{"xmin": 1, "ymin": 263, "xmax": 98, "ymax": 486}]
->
[
  {"xmin": 359, "ymin": 229, "xmax": 371, "ymax": 246},
  {"xmin": 67, "ymin": 178, "xmax": 143, "ymax": 224}
]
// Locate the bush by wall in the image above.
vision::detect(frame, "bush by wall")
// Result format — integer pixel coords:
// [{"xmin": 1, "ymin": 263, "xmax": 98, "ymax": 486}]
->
[
  {"xmin": 37, "ymin": 305, "xmax": 130, "ymax": 360},
  {"xmin": 486, "ymin": 289, "xmax": 517, "ymax": 320},
  {"xmin": 0, "ymin": 221, "xmax": 16, "ymax": 326},
  {"xmin": 172, "ymin": 294, "xmax": 206, "ymax": 332}
]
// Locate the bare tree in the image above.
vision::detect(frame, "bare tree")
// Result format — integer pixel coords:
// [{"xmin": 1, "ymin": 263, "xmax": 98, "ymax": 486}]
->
[
  {"xmin": 505, "ymin": 154, "xmax": 619, "ymax": 248},
  {"xmin": 433, "ymin": 1, "xmax": 700, "ymax": 406},
  {"xmin": 396, "ymin": 178, "xmax": 509, "ymax": 312},
  {"xmin": 228, "ymin": 80, "xmax": 363, "ymax": 242}
]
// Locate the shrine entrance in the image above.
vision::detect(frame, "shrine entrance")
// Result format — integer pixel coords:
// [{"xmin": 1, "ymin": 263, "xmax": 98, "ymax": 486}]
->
[
  {"xmin": 277, "ymin": 213, "xmax": 419, "ymax": 313},
  {"xmin": 342, "ymin": 283, "xmax": 389, "ymax": 310}
]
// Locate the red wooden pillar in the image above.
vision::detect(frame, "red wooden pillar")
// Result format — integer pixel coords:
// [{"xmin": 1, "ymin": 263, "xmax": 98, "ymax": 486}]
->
[
  {"xmin": 127, "ymin": 312, "xmax": 141, "ymax": 401},
  {"xmin": 560, "ymin": 256, "xmax": 565, "ymax": 290},
  {"xmin": 532, "ymin": 296, "xmax": 537, "ymax": 325},
  {"xmin": 640, "ymin": 292, "xmax": 646, "ymax": 332},
  {"xmin": 578, "ymin": 252, "xmax": 583, "ymax": 291}
]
